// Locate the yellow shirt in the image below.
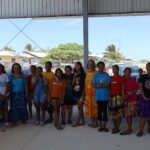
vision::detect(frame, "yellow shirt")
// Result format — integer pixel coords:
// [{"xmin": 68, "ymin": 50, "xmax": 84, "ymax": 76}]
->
[{"xmin": 42, "ymin": 71, "xmax": 55, "ymax": 82}]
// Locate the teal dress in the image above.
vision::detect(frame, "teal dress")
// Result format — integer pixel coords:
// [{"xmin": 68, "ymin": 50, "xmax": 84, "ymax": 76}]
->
[{"xmin": 9, "ymin": 74, "xmax": 29, "ymax": 123}]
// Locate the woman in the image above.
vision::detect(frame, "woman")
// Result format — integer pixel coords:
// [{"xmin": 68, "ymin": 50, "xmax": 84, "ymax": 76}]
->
[
  {"xmin": 85, "ymin": 60, "xmax": 97, "ymax": 128},
  {"xmin": 120, "ymin": 67, "xmax": 138, "ymax": 135},
  {"xmin": 61, "ymin": 66, "xmax": 74, "ymax": 125},
  {"xmin": 137, "ymin": 62, "xmax": 150, "ymax": 137},
  {"xmin": 32, "ymin": 66, "xmax": 48, "ymax": 126},
  {"xmin": 49, "ymin": 68, "xmax": 66, "ymax": 130},
  {"xmin": 109, "ymin": 65, "xmax": 124, "ymax": 134},
  {"xmin": 9, "ymin": 63, "xmax": 29, "ymax": 125},
  {"xmin": 92, "ymin": 61, "xmax": 110, "ymax": 132},
  {"xmin": 72, "ymin": 62, "xmax": 86, "ymax": 127}
]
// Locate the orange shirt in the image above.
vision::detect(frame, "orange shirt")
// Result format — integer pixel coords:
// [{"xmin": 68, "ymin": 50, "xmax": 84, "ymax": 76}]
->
[{"xmin": 49, "ymin": 77, "xmax": 66, "ymax": 99}]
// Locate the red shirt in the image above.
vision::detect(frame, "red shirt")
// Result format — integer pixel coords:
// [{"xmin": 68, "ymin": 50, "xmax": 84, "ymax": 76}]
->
[
  {"xmin": 110, "ymin": 75, "xmax": 123, "ymax": 95},
  {"xmin": 27, "ymin": 74, "xmax": 34, "ymax": 93},
  {"xmin": 124, "ymin": 77, "xmax": 138, "ymax": 102}
]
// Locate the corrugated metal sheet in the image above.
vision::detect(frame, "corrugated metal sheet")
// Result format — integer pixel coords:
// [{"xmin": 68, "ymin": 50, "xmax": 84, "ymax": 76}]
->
[
  {"xmin": 1, "ymin": 0, "xmax": 150, "ymax": 19},
  {"xmin": 88, "ymin": 0, "xmax": 150, "ymax": 15},
  {"xmin": 0, "ymin": 0, "xmax": 82, "ymax": 19}
]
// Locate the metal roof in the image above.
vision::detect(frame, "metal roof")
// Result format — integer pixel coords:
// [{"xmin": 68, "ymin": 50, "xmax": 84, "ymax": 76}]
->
[{"xmin": 0, "ymin": 0, "xmax": 150, "ymax": 19}]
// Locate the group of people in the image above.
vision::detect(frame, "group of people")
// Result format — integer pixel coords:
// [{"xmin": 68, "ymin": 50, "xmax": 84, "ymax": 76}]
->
[{"xmin": 0, "ymin": 60, "xmax": 150, "ymax": 137}]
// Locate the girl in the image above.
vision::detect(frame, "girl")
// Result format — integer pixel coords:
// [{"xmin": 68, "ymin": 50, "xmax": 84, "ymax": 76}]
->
[
  {"xmin": 120, "ymin": 67, "xmax": 138, "ymax": 135},
  {"xmin": 0, "ymin": 63, "xmax": 10, "ymax": 130},
  {"xmin": 109, "ymin": 65, "xmax": 124, "ymax": 134},
  {"xmin": 32, "ymin": 66, "xmax": 48, "ymax": 126},
  {"xmin": 61, "ymin": 66, "xmax": 74, "ymax": 125},
  {"xmin": 137, "ymin": 62, "xmax": 150, "ymax": 137},
  {"xmin": 9, "ymin": 63, "xmax": 29, "ymax": 126},
  {"xmin": 92, "ymin": 61, "xmax": 110, "ymax": 132},
  {"xmin": 72, "ymin": 62, "xmax": 86, "ymax": 127},
  {"xmin": 85, "ymin": 60, "xmax": 98, "ymax": 128},
  {"xmin": 49, "ymin": 68, "xmax": 66, "ymax": 130}
]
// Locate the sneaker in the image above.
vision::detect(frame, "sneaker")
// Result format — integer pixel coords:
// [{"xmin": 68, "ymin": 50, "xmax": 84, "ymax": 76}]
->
[{"xmin": 98, "ymin": 127, "xmax": 103, "ymax": 132}]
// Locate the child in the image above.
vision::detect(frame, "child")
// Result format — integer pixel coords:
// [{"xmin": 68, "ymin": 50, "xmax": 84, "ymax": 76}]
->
[
  {"xmin": 32, "ymin": 67, "xmax": 48, "ymax": 126},
  {"xmin": 0, "ymin": 64, "xmax": 10, "ymax": 131},
  {"xmin": 61, "ymin": 66, "xmax": 74, "ymax": 125},
  {"xmin": 49, "ymin": 68, "xmax": 66, "ymax": 130}
]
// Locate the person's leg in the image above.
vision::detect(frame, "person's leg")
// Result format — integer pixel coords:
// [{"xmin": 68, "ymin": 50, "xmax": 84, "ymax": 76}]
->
[
  {"xmin": 102, "ymin": 101, "xmax": 109, "ymax": 132},
  {"xmin": 97, "ymin": 101, "xmax": 103, "ymax": 131},
  {"xmin": 67, "ymin": 105, "xmax": 73, "ymax": 124},
  {"xmin": 52, "ymin": 100, "xmax": 59, "ymax": 128},
  {"xmin": 28, "ymin": 95, "xmax": 33, "ymax": 119},
  {"xmin": 61, "ymin": 105, "xmax": 66, "ymax": 125},
  {"xmin": 41, "ymin": 103, "xmax": 46, "ymax": 124},
  {"xmin": 147, "ymin": 119, "xmax": 150, "ymax": 133},
  {"xmin": 35, "ymin": 103, "xmax": 40, "ymax": 124},
  {"xmin": 137, "ymin": 117, "xmax": 145, "ymax": 137}
]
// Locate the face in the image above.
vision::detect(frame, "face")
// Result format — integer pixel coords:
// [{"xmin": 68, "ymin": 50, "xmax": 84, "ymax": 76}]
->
[
  {"xmin": 30, "ymin": 66, "xmax": 36, "ymax": 75},
  {"xmin": 112, "ymin": 66, "xmax": 119, "ymax": 75},
  {"xmin": 88, "ymin": 60, "xmax": 95, "ymax": 70},
  {"xmin": 65, "ymin": 68, "xmax": 72, "ymax": 76},
  {"xmin": 75, "ymin": 63, "xmax": 81, "ymax": 72},
  {"xmin": 13, "ymin": 64, "xmax": 21, "ymax": 74},
  {"xmin": 124, "ymin": 69, "xmax": 131, "ymax": 78},
  {"xmin": 36, "ymin": 68, "xmax": 42, "ymax": 76},
  {"xmin": 97, "ymin": 63, "xmax": 105, "ymax": 72},
  {"xmin": 45, "ymin": 63, "xmax": 52, "ymax": 72},
  {"xmin": 146, "ymin": 64, "xmax": 150, "ymax": 74},
  {"xmin": 56, "ymin": 70, "xmax": 62, "ymax": 78}
]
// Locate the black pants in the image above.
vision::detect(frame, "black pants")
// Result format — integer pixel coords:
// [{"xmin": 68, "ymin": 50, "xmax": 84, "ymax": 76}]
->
[{"xmin": 97, "ymin": 101, "xmax": 108, "ymax": 122}]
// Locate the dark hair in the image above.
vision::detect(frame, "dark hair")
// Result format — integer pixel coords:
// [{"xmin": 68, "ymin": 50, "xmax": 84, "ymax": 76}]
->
[
  {"xmin": 11, "ymin": 63, "xmax": 22, "ymax": 74},
  {"xmin": 0, "ymin": 63, "xmax": 6, "ymax": 73},
  {"xmin": 74, "ymin": 61, "xmax": 85, "ymax": 75},
  {"xmin": 30, "ymin": 65, "xmax": 36, "ymax": 70},
  {"xmin": 96, "ymin": 61, "xmax": 105, "ymax": 68},
  {"xmin": 55, "ymin": 68, "xmax": 64, "ymax": 79},
  {"xmin": 65, "ymin": 65, "xmax": 72, "ymax": 71},
  {"xmin": 87, "ymin": 60, "xmax": 96, "ymax": 69},
  {"xmin": 112, "ymin": 65, "xmax": 119, "ymax": 71},
  {"xmin": 36, "ymin": 66, "xmax": 43, "ymax": 72},
  {"xmin": 146, "ymin": 62, "xmax": 150, "ymax": 67},
  {"xmin": 124, "ymin": 67, "xmax": 132, "ymax": 73},
  {"xmin": 45, "ymin": 61, "xmax": 52, "ymax": 67},
  {"xmin": 138, "ymin": 68, "xmax": 143, "ymax": 72}
]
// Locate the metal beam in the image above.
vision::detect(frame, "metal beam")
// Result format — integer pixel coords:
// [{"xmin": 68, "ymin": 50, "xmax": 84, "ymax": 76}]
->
[{"xmin": 83, "ymin": 0, "xmax": 89, "ymax": 70}]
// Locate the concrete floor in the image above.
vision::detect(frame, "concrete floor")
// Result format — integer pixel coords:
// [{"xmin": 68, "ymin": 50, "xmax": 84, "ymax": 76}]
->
[{"xmin": 0, "ymin": 107, "xmax": 150, "ymax": 150}]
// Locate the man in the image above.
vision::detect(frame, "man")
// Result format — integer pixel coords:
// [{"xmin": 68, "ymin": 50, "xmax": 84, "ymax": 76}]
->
[{"xmin": 43, "ymin": 61, "xmax": 55, "ymax": 123}]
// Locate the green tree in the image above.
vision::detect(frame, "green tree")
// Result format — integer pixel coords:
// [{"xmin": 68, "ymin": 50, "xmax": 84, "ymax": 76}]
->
[
  {"xmin": 25, "ymin": 43, "xmax": 34, "ymax": 52},
  {"xmin": 102, "ymin": 44, "xmax": 124, "ymax": 62},
  {"xmin": 3, "ymin": 46, "xmax": 16, "ymax": 52},
  {"xmin": 40, "ymin": 43, "xmax": 84, "ymax": 63}
]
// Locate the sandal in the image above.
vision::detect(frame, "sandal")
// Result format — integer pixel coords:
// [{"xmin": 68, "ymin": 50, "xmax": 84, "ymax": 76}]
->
[
  {"xmin": 136, "ymin": 132, "xmax": 143, "ymax": 137},
  {"xmin": 120, "ymin": 129, "xmax": 132, "ymax": 135},
  {"xmin": 56, "ymin": 126, "xmax": 63, "ymax": 130},
  {"xmin": 71, "ymin": 123, "xmax": 79, "ymax": 127}
]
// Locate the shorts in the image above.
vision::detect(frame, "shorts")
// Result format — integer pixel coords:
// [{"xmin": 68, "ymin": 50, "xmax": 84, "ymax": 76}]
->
[
  {"xmin": 0, "ymin": 99, "xmax": 8, "ymax": 108},
  {"xmin": 34, "ymin": 94, "xmax": 46, "ymax": 104}
]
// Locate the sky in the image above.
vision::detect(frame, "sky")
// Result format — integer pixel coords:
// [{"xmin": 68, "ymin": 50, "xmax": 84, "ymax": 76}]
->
[{"xmin": 0, "ymin": 15, "xmax": 150, "ymax": 60}]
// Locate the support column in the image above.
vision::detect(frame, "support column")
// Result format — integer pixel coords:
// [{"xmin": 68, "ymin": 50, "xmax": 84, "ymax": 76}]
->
[{"xmin": 82, "ymin": 0, "xmax": 89, "ymax": 70}]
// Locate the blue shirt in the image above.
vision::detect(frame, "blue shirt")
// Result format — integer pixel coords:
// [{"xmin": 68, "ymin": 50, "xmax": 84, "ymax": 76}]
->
[{"xmin": 92, "ymin": 72, "xmax": 110, "ymax": 101}]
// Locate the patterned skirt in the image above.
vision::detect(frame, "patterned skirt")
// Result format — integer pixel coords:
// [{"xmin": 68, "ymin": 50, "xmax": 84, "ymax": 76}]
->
[
  {"xmin": 9, "ymin": 91, "xmax": 29, "ymax": 123},
  {"xmin": 108, "ymin": 95, "xmax": 124, "ymax": 120}
]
